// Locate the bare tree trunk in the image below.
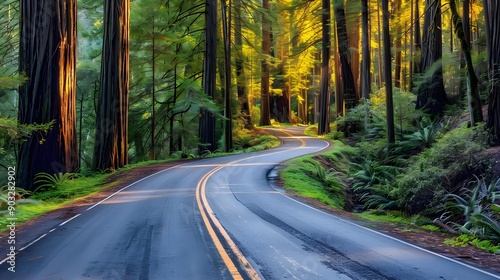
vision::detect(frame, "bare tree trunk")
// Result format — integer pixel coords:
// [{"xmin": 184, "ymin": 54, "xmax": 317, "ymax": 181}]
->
[
  {"xmin": 18, "ymin": 0, "xmax": 79, "ymax": 190},
  {"xmin": 334, "ymin": 0, "xmax": 357, "ymax": 111},
  {"xmin": 260, "ymin": 0, "xmax": 271, "ymax": 126},
  {"xmin": 199, "ymin": 0, "xmax": 217, "ymax": 152},
  {"xmin": 361, "ymin": 0, "xmax": 371, "ymax": 99},
  {"xmin": 485, "ymin": 1, "xmax": 500, "ymax": 141},
  {"xmin": 382, "ymin": 0, "xmax": 395, "ymax": 144},
  {"xmin": 318, "ymin": 0, "xmax": 331, "ymax": 135},
  {"xmin": 377, "ymin": 5, "xmax": 384, "ymax": 88},
  {"xmin": 416, "ymin": 0, "xmax": 447, "ymax": 116},
  {"xmin": 450, "ymin": 0, "xmax": 483, "ymax": 126},
  {"xmin": 221, "ymin": 0, "xmax": 232, "ymax": 151},
  {"xmin": 411, "ymin": 0, "xmax": 422, "ymax": 90},
  {"xmin": 347, "ymin": 0, "xmax": 361, "ymax": 102},
  {"xmin": 234, "ymin": 0, "xmax": 252, "ymax": 129},
  {"xmin": 93, "ymin": 0, "xmax": 130, "ymax": 171},
  {"xmin": 394, "ymin": 0, "xmax": 402, "ymax": 88}
]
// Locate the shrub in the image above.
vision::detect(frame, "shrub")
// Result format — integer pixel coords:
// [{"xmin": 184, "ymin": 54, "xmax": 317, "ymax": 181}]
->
[
  {"xmin": 395, "ymin": 124, "xmax": 489, "ymax": 214},
  {"xmin": 442, "ymin": 176, "xmax": 500, "ymax": 240},
  {"xmin": 350, "ymin": 160, "xmax": 400, "ymax": 210}
]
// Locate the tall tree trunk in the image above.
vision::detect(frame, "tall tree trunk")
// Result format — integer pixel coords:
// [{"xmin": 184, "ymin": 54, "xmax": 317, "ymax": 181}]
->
[
  {"xmin": 93, "ymin": 0, "xmax": 130, "ymax": 171},
  {"xmin": 18, "ymin": 0, "xmax": 79, "ymax": 190},
  {"xmin": 221, "ymin": 0, "xmax": 232, "ymax": 151},
  {"xmin": 361, "ymin": 0, "xmax": 371, "ymax": 99},
  {"xmin": 377, "ymin": 5, "xmax": 384, "ymax": 88},
  {"xmin": 450, "ymin": 0, "xmax": 482, "ymax": 126},
  {"xmin": 347, "ymin": 0, "xmax": 361, "ymax": 102},
  {"xmin": 486, "ymin": 1, "xmax": 500, "ymax": 141},
  {"xmin": 411, "ymin": 0, "xmax": 422, "ymax": 90},
  {"xmin": 416, "ymin": 0, "xmax": 447, "ymax": 116},
  {"xmin": 234, "ymin": 0, "xmax": 252, "ymax": 129},
  {"xmin": 382, "ymin": 0, "xmax": 395, "ymax": 144},
  {"xmin": 199, "ymin": 0, "xmax": 217, "ymax": 152},
  {"xmin": 334, "ymin": 0, "xmax": 357, "ymax": 111},
  {"xmin": 318, "ymin": 0, "xmax": 331, "ymax": 135},
  {"xmin": 394, "ymin": 0, "xmax": 402, "ymax": 88},
  {"xmin": 151, "ymin": 15, "xmax": 156, "ymax": 160},
  {"xmin": 260, "ymin": 0, "xmax": 271, "ymax": 126}
]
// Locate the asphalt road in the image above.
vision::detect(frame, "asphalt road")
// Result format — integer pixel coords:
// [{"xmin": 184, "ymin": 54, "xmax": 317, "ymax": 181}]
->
[{"xmin": 1, "ymin": 127, "xmax": 500, "ymax": 279}]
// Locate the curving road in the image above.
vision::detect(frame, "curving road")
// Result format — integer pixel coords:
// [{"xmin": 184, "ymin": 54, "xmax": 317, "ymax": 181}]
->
[{"xmin": 1, "ymin": 127, "xmax": 499, "ymax": 279}]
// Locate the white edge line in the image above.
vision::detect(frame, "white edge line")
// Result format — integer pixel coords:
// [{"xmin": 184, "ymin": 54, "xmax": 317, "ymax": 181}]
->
[
  {"xmin": 85, "ymin": 164, "xmax": 185, "ymax": 211},
  {"xmin": 18, "ymin": 234, "xmax": 47, "ymax": 251},
  {"xmin": 273, "ymin": 184, "xmax": 500, "ymax": 279},
  {"xmin": 0, "ymin": 233, "xmax": 47, "ymax": 265},
  {"xmin": 267, "ymin": 136, "xmax": 500, "ymax": 278},
  {"xmin": 0, "ymin": 163, "xmax": 186, "ymax": 263},
  {"xmin": 59, "ymin": 214, "xmax": 81, "ymax": 226}
]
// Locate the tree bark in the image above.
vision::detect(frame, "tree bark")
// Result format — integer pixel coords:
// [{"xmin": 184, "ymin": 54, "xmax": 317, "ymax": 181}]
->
[
  {"xmin": 234, "ymin": 0, "xmax": 252, "ymax": 129},
  {"xmin": 221, "ymin": 0, "xmax": 232, "ymax": 152},
  {"xmin": 334, "ymin": 0, "xmax": 357, "ymax": 112},
  {"xmin": 394, "ymin": 0, "xmax": 402, "ymax": 88},
  {"xmin": 416, "ymin": 0, "xmax": 447, "ymax": 116},
  {"xmin": 361, "ymin": 0, "xmax": 371, "ymax": 99},
  {"xmin": 411, "ymin": 0, "xmax": 422, "ymax": 90},
  {"xmin": 18, "ymin": 0, "xmax": 79, "ymax": 190},
  {"xmin": 382, "ymin": 0, "xmax": 395, "ymax": 144},
  {"xmin": 260, "ymin": 0, "xmax": 271, "ymax": 126},
  {"xmin": 318, "ymin": 0, "xmax": 331, "ymax": 135},
  {"xmin": 485, "ymin": 1, "xmax": 500, "ymax": 141},
  {"xmin": 449, "ymin": 0, "xmax": 483, "ymax": 126},
  {"xmin": 347, "ymin": 0, "xmax": 361, "ymax": 102},
  {"xmin": 199, "ymin": 0, "xmax": 217, "ymax": 152},
  {"xmin": 93, "ymin": 0, "xmax": 130, "ymax": 171}
]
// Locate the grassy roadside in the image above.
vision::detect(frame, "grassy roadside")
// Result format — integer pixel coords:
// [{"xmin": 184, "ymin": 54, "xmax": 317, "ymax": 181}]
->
[
  {"xmin": 280, "ymin": 138, "xmax": 351, "ymax": 210},
  {"xmin": 0, "ymin": 130, "xmax": 280, "ymax": 231},
  {"xmin": 279, "ymin": 125, "xmax": 500, "ymax": 255}
]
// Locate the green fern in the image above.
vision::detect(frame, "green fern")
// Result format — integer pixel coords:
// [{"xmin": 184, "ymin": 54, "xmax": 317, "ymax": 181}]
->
[{"xmin": 34, "ymin": 172, "xmax": 80, "ymax": 193}]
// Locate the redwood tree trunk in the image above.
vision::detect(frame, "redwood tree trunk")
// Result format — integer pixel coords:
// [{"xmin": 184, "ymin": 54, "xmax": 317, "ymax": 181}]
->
[
  {"xmin": 361, "ymin": 0, "xmax": 371, "ymax": 99},
  {"xmin": 382, "ymin": 0, "xmax": 395, "ymax": 144},
  {"xmin": 93, "ymin": 0, "xmax": 130, "ymax": 170},
  {"xmin": 394, "ymin": 0, "xmax": 402, "ymax": 88},
  {"xmin": 334, "ymin": 0, "xmax": 357, "ymax": 111},
  {"xmin": 486, "ymin": 1, "xmax": 500, "ymax": 141},
  {"xmin": 18, "ymin": 0, "xmax": 79, "ymax": 190},
  {"xmin": 416, "ymin": 0, "xmax": 447, "ymax": 116},
  {"xmin": 411, "ymin": 0, "xmax": 422, "ymax": 90},
  {"xmin": 318, "ymin": 0, "xmax": 331, "ymax": 135},
  {"xmin": 235, "ymin": 0, "xmax": 252, "ymax": 129},
  {"xmin": 450, "ymin": 0, "xmax": 483, "ymax": 126},
  {"xmin": 260, "ymin": 0, "xmax": 271, "ymax": 126},
  {"xmin": 199, "ymin": 0, "xmax": 217, "ymax": 152}
]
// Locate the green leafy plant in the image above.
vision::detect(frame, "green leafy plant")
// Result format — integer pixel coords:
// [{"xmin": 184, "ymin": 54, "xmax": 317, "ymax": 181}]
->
[
  {"xmin": 443, "ymin": 176, "xmax": 500, "ymax": 240},
  {"xmin": 395, "ymin": 124, "xmax": 489, "ymax": 214},
  {"xmin": 444, "ymin": 234, "xmax": 500, "ymax": 253},
  {"xmin": 33, "ymin": 172, "xmax": 81, "ymax": 193},
  {"xmin": 350, "ymin": 160, "xmax": 400, "ymax": 210},
  {"xmin": 401, "ymin": 116, "xmax": 441, "ymax": 150}
]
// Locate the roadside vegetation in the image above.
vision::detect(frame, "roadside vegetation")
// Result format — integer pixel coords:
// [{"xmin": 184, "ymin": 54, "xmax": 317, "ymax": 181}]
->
[
  {"xmin": 281, "ymin": 89, "xmax": 500, "ymax": 254},
  {"xmin": 0, "ymin": 129, "xmax": 279, "ymax": 230}
]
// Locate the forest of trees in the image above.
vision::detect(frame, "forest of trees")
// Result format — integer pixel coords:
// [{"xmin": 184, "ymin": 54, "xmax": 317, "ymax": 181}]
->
[{"xmin": 0, "ymin": 0, "xmax": 500, "ymax": 199}]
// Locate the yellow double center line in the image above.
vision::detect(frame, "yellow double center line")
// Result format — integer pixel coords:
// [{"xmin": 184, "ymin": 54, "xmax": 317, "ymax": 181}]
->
[{"xmin": 195, "ymin": 129, "xmax": 308, "ymax": 280}]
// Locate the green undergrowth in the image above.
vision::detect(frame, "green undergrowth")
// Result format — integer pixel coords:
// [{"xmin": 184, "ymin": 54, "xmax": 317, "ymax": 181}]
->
[
  {"xmin": 444, "ymin": 234, "xmax": 500, "ymax": 253},
  {"xmin": 281, "ymin": 140, "xmax": 354, "ymax": 209},
  {"xmin": 356, "ymin": 210, "xmax": 435, "ymax": 230},
  {"xmin": 0, "ymin": 130, "xmax": 280, "ymax": 232},
  {"xmin": 0, "ymin": 173, "xmax": 109, "ymax": 229}
]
